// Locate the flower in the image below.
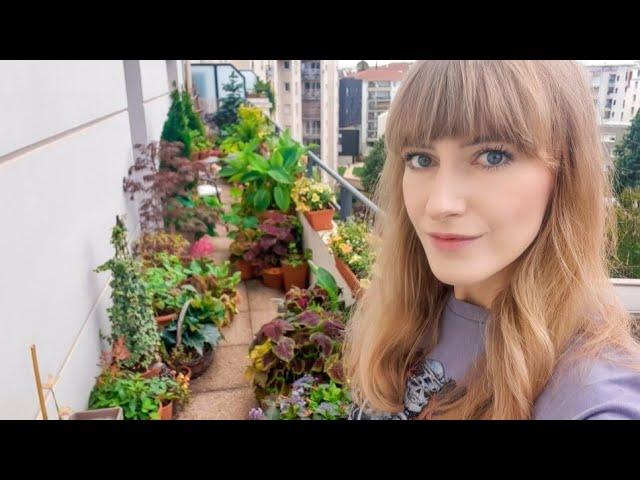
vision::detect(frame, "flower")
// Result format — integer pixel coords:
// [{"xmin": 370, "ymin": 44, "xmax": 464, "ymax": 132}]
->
[
  {"xmin": 248, "ymin": 407, "xmax": 266, "ymax": 420},
  {"xmin": 339, "ymin": 243, "xmax": 352, "ymax": 254}
]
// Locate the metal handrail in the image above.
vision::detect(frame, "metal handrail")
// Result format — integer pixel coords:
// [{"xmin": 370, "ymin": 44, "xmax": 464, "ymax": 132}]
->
[{"xmin": 270, "ymin": 120, "xmax": 381, "ymax": 220}]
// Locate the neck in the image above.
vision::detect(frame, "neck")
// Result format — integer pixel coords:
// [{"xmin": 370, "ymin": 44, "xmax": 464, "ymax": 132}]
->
[{"xmin": 453, "ymin": 265, "xmax": 513, "ymax": 310}]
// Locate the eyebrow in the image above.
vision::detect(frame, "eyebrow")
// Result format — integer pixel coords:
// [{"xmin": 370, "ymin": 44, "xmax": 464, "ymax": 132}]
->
[{"xmin": 403, "ymin": 136, "xmax": 509, "ymax": 152}]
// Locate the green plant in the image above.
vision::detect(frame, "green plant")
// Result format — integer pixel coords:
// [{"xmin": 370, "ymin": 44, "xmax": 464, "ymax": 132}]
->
[
  {"xmin": 134, "ymin": 232, "xmax": 190, "ymax": 267},
  {"xmin": 361, "ymin": 135, "xmax": 386, "ymax": 193},
  {"xmin": 95, "ymin": 216, "xmax": 161, "ymax": 371},
  {"xmin": 220, "ymin": 104, "xmax": 273, "ymax": 154},
  {"xmin": 255, "ymin": 78, "xmax": 275, "ymax": 115},
  {"xmin": 283, "ymin": 243, "xmax": 311, "ymax": 268},
  {"xmin": 613, "ymin": 111, "xmax": 640, "ymax": 196},
  {"xmin": 243, "ymin": 213, "xmax": 300, "ymax": 271},
  {"xmin": 328, "ymin": 219, "xmax": 376, "ymax": 280},
  {"xmin": 161, "ymin": 89, "xmax": 193, "ymax": 158},
  {"xmin": 213, "ymin": 71, "xmax": 245, "ymax": 132},
  {"xmin": 290, "ymin": 175, "xmax": 336, "ymax": 213},
  {"xmin": 88, "ymin": 370, "xmax": 188, "ymax": 420},
  {"xmin": 219, "ymin": 129, "xmax": 308, "ymax": 214},
  {"xmin": 610, "ymin": 187, "xmax": 640, "ymax": 278}
]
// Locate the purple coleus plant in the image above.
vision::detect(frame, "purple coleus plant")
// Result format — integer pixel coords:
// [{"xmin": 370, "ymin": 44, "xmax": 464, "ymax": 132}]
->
[
  {"xmin": 244, "ymin": 214, "xmax": 299, "ymax": 271},
  {"xmin": 246, "ymin": 305, "xmax": 347, "ymax": 400}
]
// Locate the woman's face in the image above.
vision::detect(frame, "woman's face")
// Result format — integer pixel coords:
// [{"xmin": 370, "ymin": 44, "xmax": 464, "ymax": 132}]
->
[{"xmin": 402, "ymin": 137, "xmax": 555, "ymax": 305}]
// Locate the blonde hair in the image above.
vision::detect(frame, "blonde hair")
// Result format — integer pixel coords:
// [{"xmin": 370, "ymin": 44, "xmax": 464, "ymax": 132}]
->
[{"xmin": 343, "ymin": 60, "xmax": 640, "ymax": 420}]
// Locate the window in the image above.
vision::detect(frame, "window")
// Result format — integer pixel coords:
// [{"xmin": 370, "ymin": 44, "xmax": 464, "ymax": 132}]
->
[
  {"xmin": 617, "ymin": 75, "xmax": 620, "ymax": 81},
  {"xmin": 632, "ymin": 107, "xmax": 635, "ymax": 115},
  {"xmin": 605, "ymin": 110, "xmax": 611, "ymax": 119},
  {"xmin": 284, "ymin": 61, "xmax": 290, "ymax": 69},
  {"xmin": 316, "ymin": 82, "xmax": 320, "ymax": 89},
  {"xmin": 305, "ymin": 82, "xmax": 309, "ymax": 89},
  {"xmin": 285, "ymin": 82, "xmax": 290, "ymax": 91},
  {"xmin": 621, "ymin": 112, "xmax": 624, "ymax": 121},
  {"xmin": 615, "ymin": 88, "xmax": 618, "ymax": 93},
  {"xmin": 634, "ymin": 94, "xmax": 637, "ymax": 102}
]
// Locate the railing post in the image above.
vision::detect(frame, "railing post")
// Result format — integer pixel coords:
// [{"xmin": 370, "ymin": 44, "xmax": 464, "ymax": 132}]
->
[
  {"xmin": 306, "ymin": 156, "xmax": 314, "ymax": 178},
  {"xmin": 339, "ymin": 186, "xmax": 353, "ymax": 220}
]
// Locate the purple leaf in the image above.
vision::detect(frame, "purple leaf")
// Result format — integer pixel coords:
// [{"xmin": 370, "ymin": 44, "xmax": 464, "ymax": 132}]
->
[
  {"xmin": 291, "ymin": 358, "xmax": 305, "ymax": 374},
  {"xmin": 273, "ymin": 337, "xmax": 296, "ymax": 362},
  {"xmin": 261, "ymin": 352, "xmax": 279, "ymax": 370},
  {"xmin": 259, "ymin": 236, "xmax": 278, "ymax": 249},
  {"xmin": 311, "ymin": 357, "xmax": 325, "ymax": 372},
  {"xmin": 320, "ymin": 318, "xmax": 345, "ymax": 338},
  {"xmin": 272, "ymin": 243, "xmax": 288, "ymax": 256},
  {"xmin": 296, "ymin": 311, "xmax": 320, "ymax": 327},
  {"xmin": 260, "ymin": 318, "xmax": 295, "ymax": 342},
  {"xmin": 309, "ymin": 332, "xmax": 333, "ymax": 357},
  {"xmin": 325, "ymin": 354, "xmax": 345, "ymax": 383}
]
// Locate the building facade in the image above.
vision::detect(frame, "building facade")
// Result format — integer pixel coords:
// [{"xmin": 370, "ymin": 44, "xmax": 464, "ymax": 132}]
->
[
  {"xmin": 585, "ymin": 62, "xmax": 640, "ymax": 124},
  {"xmin": 0, "ymin": 60, "xmax": 187, "ymax": 419}
]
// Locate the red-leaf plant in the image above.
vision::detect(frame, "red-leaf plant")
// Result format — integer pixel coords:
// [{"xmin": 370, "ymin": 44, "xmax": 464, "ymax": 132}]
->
[
  {"xmin": 243, "ymin": 213, "xmax": 300, "ymax": 272},
  {"xmin": 245, "ymin": 285, "xmax": 346, "ymax": 404},
  {"xmin": 123, "ymin": 141, "xmax": 221, "ymax": 239}
]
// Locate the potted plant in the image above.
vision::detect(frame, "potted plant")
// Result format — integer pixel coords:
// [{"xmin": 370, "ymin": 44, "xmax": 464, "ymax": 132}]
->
[
  {"xmin": 282, "ymin": 243, "xmax": 311, "ymax": 292},
  {"xmin": 88, "ymin": 368, "xmax": 188, "ymax": 420},
  {"xmin": 134, "ymin": 231, "xmax": 191, "ymax": 267},
  {"xmin": 328, "ymin": 219, "xmax": 375, "ymax": 296},
  {"xmin": 229, "ymin": 227, "xmax": 261, "ymax": 280},
  {"xmin": 243, "ymin": 213, "xmax": 299, "ymax": 291},
  {"xmin": 95, "ymin": 217, "xmax": 163, "ymax": 375},
  {"xmin": 291, "ymin": 176, "xmax": 337, "ymax": 231}
]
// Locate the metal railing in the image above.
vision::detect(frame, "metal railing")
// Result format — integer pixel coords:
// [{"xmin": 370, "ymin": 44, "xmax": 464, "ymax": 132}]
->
[{"xmin": 270, "ymin": 121, "xmax": 381, "ymax": 221}]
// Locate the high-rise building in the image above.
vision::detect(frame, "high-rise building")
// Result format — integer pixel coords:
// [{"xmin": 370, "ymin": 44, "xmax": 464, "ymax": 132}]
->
[
  {"xmin": 585, "ymin": 62, "xmax": 640, "ymax": 124},
  {"xmin": 192, "ymin": 60, "xmax": 339, "ymax": 172},
  {"xmin": 350, "ymin": 62, "xmax": 412, "ymax": 155}
]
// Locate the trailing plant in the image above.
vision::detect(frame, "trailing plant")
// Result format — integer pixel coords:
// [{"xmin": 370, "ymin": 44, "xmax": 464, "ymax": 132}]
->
[
  {"xmin": 95, "ymin": 216, "xmax": 161, "ymax": 371},
  {"xmin": 290, "ymin": 176, "xmax": 336, "ymax": 213}
]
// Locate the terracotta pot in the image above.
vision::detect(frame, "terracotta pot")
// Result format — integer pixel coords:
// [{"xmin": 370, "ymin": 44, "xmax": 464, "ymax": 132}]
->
[
  {"xmin": 282, "ymin": 262, "xmax": 308, "ymax": 292},
  {"xmin": 262, "ymin": 267, "xmax": 284, "ymax": 290},
  {"xmin": 335, "ymin": 257, "xmax": 361, "ymax": 297},
  {"xmin": 304, "ymin": 208, "xmax": 335, "ymax": 231},
  {"xmin": 199, "ymin": 150, "xmax": 208, "ymax": 160},
  {"xmin": 234, "ymin": 258, "xmax": 254, "ymax": 281},
  {"xmin": 158, "ymin": 400, "xmax": 173, "ymax": 420},
  {"xmin": 179, "ymin": 366, "xmax": 192, "ymax": 380},
  {"xmin": 190, "ymin": 152, "xmax": 199, "ymax": 161},
  {"xmin": 155, "ymin": 313, "xmax": 177, "ymax": 327}
]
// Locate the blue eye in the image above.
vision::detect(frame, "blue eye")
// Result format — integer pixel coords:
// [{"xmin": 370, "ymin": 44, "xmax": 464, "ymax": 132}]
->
[
  {"xmin": 406, "ymin": 153, "xmax": 431, "ymax": 169},
  {"xmin": 478, "ymin": 149, "xmax": 512, "ymax": 169}
]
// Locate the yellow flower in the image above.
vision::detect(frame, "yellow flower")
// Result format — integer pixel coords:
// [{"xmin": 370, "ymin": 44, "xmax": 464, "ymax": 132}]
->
[
  {"xmin": 340, "ymin": 243, "xmax": 352, "ymax": 254},
  {"xmin": 311, "ymin": 193, "xmax": 320, "ymax": 203}
]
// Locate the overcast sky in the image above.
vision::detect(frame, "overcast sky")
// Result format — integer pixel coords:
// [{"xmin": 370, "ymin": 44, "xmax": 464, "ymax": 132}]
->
[{"xmin": 337, "ymin": 60, "xmax": 637, "ymax": 69}]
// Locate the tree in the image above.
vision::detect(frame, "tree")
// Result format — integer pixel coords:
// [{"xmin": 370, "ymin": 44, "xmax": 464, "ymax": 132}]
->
[
  {"xmin": 161, "ymin": 89, "xmax": 193, "ymax": 158},
  {"xmin": 613, "ymin": 110, "xmax": 640, "ymax": 196},
  {"xmin": 213, "ymin": 71, "xmax": 245, "ymax": 132},
  {"xmin": 361, "ymin": 136, "xmax": 386, "ymax": 193}
]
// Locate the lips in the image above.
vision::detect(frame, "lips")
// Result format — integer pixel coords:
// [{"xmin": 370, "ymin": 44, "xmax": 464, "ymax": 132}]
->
[{"xmin": 427, "ymin": 232, "xmax": 482, "ymax": 252}]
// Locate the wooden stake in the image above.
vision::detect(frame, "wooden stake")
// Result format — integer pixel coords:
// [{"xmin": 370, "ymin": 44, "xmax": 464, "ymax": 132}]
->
[{"xmin": 30, "ymin": 345, "xmax": 48, "ymax": 420}]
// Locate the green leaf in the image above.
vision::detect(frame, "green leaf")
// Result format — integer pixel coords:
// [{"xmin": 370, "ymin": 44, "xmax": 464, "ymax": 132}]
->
[
  {"xmin": 266, "ymin": 167, "xmax": 293, "ymax": 184},
  {"xmin": 240, "ymin": 171, "xmax": 264, "ymax": 183},
  {"xmin": 270, "ymin": 150, "xmax": 284, "ymax": 167},
  {"xmin": 176, "ymin": 195, "xmax": 195, "ymax": 208},
  {"xmin": 308, "ymin": 261, "xmax": 339, "ymax": 303},
  {"xmin": 273, "ymin": 185, "xmax": 291, "ymax": 212},
  {"xmin": 201, "ymin": 324, "xmax": 222, "ymax": 348},
  {"xmin": 230, "ymin": 186, "xmax": 242, "ymax": 198},
  {"xmin": 248, "ymin": 154, "xmax": 269, "ymax": 173},
  {"xmin": 253, "ymin": 188, "xmax": 272, "ymax": 212}
]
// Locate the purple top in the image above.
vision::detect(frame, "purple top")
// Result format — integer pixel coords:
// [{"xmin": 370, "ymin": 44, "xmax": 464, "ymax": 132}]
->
[{"xmin": 349, "ymin": 292, "xmax": 640, "ymax": 420}]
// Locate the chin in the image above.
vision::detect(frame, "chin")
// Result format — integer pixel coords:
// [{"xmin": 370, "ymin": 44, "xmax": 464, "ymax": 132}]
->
[{"xmin": 428, "ymin": 258, "xmax": 495, "ymax": 287}]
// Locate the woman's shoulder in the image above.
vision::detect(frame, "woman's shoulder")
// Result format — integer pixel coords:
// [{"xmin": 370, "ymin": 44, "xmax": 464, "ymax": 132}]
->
[{"xmin": 534, "ymin": 348, "xmax": 640, "ymax": 420}]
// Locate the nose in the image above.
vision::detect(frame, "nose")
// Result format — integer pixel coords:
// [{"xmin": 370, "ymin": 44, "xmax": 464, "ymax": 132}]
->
[{"xmin": 424, "ymin": 164, "xmax": 467, "ymax": 221}]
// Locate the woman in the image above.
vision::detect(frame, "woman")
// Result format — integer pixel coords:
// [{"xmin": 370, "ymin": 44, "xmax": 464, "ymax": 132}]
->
[{"xmin": 344, "ymin": 60, "xmax": 640, "ymax": 420}]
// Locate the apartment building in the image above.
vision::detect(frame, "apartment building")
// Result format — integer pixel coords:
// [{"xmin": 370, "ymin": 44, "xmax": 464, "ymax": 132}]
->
[
  {"xmin": 194, "ymin": 60, "xmax": 339, "ymax": 172},
  {"xmin": 350, "ymin": 62, "xmax": 411, "ymax": 155},
  {"xmin": 585, "ymin": 62, "xmax": 640, "ymax": 124}
]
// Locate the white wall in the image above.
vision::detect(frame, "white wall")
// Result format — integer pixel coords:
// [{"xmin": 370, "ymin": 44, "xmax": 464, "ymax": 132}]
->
[{"xmin": 0, "ymin": 60, "xmax": 182, "ymax": 419}]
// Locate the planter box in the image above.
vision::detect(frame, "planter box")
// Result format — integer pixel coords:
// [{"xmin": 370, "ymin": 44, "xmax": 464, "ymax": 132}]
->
[
  {"xmin": 68, "ymin": 407, "xmax": 123, "ymax": 420},
  {"xmin": 335, "ymin": 257, "xmax": 361, "ymax": 297},
  {"xmin": 611, "ymin": 278, "xmax": 640, "ymax": 315},
  {"xmin": 304, "ymin": 208, "xmax": 335, "ymax": 231}
]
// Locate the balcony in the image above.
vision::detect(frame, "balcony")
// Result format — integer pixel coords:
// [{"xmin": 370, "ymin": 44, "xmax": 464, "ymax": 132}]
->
[
  {"xmin": 301, "ymin": 68, "xmax": 321, "ymax": 80},
  {"xmin": 302, "ymin": 89, "xmax": 321, "ymax": 101}
]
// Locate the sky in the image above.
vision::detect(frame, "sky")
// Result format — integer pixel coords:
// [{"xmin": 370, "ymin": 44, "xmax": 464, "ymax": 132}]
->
[{"xmin": 337, "ymin": 60, "xmax": 637, "ymax": 69}]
